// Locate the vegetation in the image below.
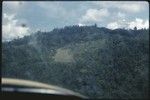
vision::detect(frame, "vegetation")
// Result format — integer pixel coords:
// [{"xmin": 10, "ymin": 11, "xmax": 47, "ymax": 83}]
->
[{"xmin": 2, "ymin": 25, "xmax": 149, "ymax": 99}]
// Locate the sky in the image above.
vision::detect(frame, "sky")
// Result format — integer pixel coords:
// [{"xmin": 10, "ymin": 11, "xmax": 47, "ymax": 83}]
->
[{"xmin": 2, "ymin": 1, "xmax": 149, "ymax": 41}]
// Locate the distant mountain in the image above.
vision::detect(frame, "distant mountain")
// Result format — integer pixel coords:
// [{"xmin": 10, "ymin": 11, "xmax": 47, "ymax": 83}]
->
[{"xmin": 2, "ymin": 25, "xmax": 149, "ymax": 99}]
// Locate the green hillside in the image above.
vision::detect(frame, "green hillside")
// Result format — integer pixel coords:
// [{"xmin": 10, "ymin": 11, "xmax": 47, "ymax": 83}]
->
[{"xmin": 2, "ymin": 25, "xmax": 149, "ymax": 99}]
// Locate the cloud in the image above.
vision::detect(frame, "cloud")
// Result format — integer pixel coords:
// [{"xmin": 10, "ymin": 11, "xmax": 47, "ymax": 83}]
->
[
  {"xmin": 80, "ymin": 8, "xmax": 109, "ymax": 23},
  {"xmin": 128, "ymin": 18, "xmax": 149, "ymax": 29},
  {"xmin": 93, "ymin": 1, "xmax": 148, "ymax": 13},
  {"xmin": 78, "ymin": 23, "xmax": 85, "ymax": 26},
  {"xmin": 2, "ymin": 1, "xmax": 148, "ymax": 36},
  {"xmin": 3, "ymin": 13, "xmax": 15, "ymax": 21},
  {"xmin": 117, "ymin": 2, "xmax": 146, "ymax": 13},
  {"xmin": 107, "ymin": 19, "xmax": 128, "ymax": 29},
  {"xmin": 3, "ymin": 1, "xmax": 24, "ymax": 14},
  {"xmin": 36, "ymin": 2, "xmax": 68, "ymax": 19},
  {"xmin": 3, "ymin": 1, "xmax": 21, "ymax": 8},
  {"xmin": 107, "ymin": 22, "xmax": 119, "ymax": 29},
  {"xmin": 2, "ymin": 13, "xmax": 30, "ymax": 41},
  {"xmin": 117, "ymin": 12, "xmax": 126, "ymax": 18},
  {"xmin": 107, "ymin": 18, "xmax": 149, "ymax": 30}
]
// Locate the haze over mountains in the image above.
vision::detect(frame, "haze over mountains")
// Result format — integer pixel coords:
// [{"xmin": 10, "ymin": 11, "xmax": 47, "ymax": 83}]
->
[{"xmin": 2, "ymin": 25, "xmax": 149, "ymax": 99}]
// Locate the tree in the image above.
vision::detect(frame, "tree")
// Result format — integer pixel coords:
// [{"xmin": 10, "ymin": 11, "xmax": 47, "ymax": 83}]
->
[
  {"xmin": 94, "ymin": 23, "xmax": 97, "ymax": 27},
  {"xmin": 2, "ymin": 25, "xmax": 149, "ymax": 99},
  {"xmin": 134, "ymin": 27, "xmax": 137, "ymax": 30}
]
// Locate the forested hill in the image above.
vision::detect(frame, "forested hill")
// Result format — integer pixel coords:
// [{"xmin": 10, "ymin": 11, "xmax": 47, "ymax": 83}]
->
[{"xmin": 2, "ymin": 25, "xmax": 149, "ymax": 99}]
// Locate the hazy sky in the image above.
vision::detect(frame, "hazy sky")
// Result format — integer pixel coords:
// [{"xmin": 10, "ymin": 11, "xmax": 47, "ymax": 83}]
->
[{"xmin": 2, "ymin": 1, "xmax": 149, "ymax": 41}]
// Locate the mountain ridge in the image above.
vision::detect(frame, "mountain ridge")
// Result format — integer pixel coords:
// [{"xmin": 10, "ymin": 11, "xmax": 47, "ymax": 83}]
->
[{"xmin": 2, "ymin": 25, "xmax": 149, "ymax": 98}]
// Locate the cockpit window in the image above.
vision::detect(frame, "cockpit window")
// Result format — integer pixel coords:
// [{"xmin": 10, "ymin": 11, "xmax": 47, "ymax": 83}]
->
[{"xmin": 2, "ymin": 1, "xmax": 149, "ymax": 99}]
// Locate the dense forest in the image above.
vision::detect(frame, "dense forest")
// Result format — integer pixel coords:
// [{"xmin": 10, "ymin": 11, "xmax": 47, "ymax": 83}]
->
[{"xmin": 2, "ymin": 25, "xmax": 149, "ymax": 99}]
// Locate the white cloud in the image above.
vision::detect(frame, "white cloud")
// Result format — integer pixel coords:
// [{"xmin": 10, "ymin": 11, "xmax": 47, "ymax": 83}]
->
[
  {"xmin": 118, "ymin": 3, "xmax": 145, "ymax": 13},
  {"xmin": 3, "ymin": 1, "xmax": 24, "ymax": 13},
  {"xmin": 3, "ymin": 13, "xmax": 15, "ymax": 21},
  {"xmin": 93, "ymin": 1, "xmax": 148, "ymax": 13},
  {"xmin": 107, "ymin": 22, "xmax": 119, "ymax": 29},
  {"xmin": 107, "ymin": 19, "xmax": 128, "ymax": 29},
  {"xmin": 128, "ymin": 18, "xmax": 149, "ymax": 29},
  {"xmin": 3, "ymin": 1, "xmax": 24, "ymax": 8},
  {"xmin": 78, "ymin": 23, "xmax": 85, "ymax": 26},
  {"xmin": 3, "ymin": 1, "xmax": 20, "ymax": 7},
  {"xmin": 107, "ymin": 18, "xmax": 149, "ymax": 30},
  {"xmin": 2, "ymin": 13, "xmax": 30, "ymax": 41},
  {"xmin": 117, "ymin": 12, "xmax": 126, "ymax": 18},
  {"xmin": 36, "ymin": 2, "xmax": 68, "ymax": 19},
  {"xmin": 80, "ymin": 8, "xmax": 109, "ymax": 23}
]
